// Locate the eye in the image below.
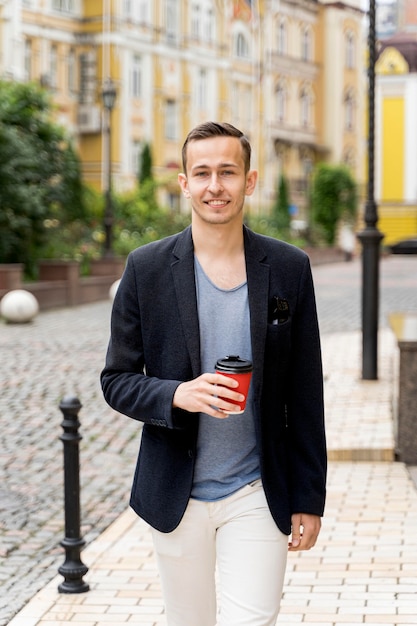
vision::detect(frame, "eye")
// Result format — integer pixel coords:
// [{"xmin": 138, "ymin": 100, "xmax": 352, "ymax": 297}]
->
[{"xmin": 221, "ymin": 170, "xmax": 234, "ymax": 177}]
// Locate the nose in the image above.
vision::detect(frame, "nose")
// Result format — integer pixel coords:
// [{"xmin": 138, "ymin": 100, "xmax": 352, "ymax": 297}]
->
[{"xmin": 207, "ymin": 174, "xmax": 223, "ymax": 193}]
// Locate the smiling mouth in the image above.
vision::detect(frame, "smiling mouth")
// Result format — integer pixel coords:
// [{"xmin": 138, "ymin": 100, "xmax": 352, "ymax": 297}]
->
[{"xmin": 206, "ymin": 200, "xmax": 229, "ymax": 207}]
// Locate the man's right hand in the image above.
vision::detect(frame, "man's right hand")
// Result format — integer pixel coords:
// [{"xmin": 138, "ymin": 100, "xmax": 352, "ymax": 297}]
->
[{"xmin": 172, "ymin": 373, "xmax": 244, "ymax": 418}]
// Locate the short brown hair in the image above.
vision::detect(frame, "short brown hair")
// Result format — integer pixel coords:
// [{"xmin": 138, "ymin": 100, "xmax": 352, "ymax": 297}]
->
[{"xmin": 181, "ymin": 122, "xmax": 252, "ymax": 174}]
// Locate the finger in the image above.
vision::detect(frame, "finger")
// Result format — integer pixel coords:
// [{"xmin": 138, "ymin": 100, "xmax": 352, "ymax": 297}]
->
[{"xmin": 213, "ymin": 373, "xmax": 239, "ymax": 388}]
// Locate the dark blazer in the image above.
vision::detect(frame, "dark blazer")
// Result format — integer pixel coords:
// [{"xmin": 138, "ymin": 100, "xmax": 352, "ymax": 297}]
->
[{"xmin": 101, "ymin": 225, "xmax": 327, "ymax": 534}]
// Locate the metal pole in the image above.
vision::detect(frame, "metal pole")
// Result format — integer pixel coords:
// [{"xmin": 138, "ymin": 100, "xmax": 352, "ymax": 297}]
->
[
  {"xmin": 103, "ymin": 105, "xmax": 113, "ymax": 257},
  {"xmin": 357, "ymin": 0, "xmax": 384, "ymax": 380},
  {"xmin": 58, "ymin": 395, "xmax": 89, "ymax": 593}
]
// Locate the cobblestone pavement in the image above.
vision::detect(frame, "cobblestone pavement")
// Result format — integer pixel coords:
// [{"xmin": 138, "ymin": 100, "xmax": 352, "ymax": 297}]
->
[{"xmin": 0, "ymin": 254, "xmax": 416, "ymax": 625}]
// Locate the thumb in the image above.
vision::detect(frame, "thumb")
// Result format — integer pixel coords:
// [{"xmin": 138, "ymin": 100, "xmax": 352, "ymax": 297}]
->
[{"xmin": 289, "ymin": 513, "xmax": 302, "ymax": 549}]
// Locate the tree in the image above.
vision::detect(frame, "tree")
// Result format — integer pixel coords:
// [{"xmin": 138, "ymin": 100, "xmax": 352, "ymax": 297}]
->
[
  {"xmin": 272, "ymin": 173, "xmax": 291, "ymax": 230},
  {"xmin": 310, "ymin": 163, "xmax": 357, "ymax": 245},
  {"xmin": 137, "ymin": 142, "xmax": 153, "ymax": 183},
  {"xmin": 0, "ymin": 81, "xmax": 86, "ymax": 276}
]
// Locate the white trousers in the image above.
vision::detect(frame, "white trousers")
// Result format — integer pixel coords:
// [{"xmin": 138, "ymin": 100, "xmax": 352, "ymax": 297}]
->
[{"xmin": 151, "ymin": 480, "xmax": 288, "ymax": 626}]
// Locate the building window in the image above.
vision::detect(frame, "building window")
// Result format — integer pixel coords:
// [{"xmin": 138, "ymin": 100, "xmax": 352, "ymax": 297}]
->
[
  {"xmin": 50, "ymin": 45, "xmax": 58, "ymax": 90},
  {"xmin": 132, "ymin": 141, "xmax": 142, "ymax": 176},
  {"xmin": 344, "ymin": 90, "xmax": 355, "ymax": 131},
  {"xmin": 138, "ymin": 0, "xmax": 148, "ymax": 23},
  {"xmin": 196, "ymin": 68, "xmax": 207, "ymax": 109},
  {"xmin": 300, "ymin": 87, "xmax": 311, "ymax": 127},
  {"xmin": 52, "ymin": 0, "xmax": 75, "ymax": 12},
  {"xmin": 345, "ymin": 31, "xmax": 355, "ymax": 69},
  {"xmin": 123, "ymin": 0, "xmax": 132, "ymax": 18},
  {"xmin": 277, "ymin": 20, "xmax": 287, "ymax": 55},
  {"xmin": 191, "ymin": 3, "xmax": 200, "ymax": 39},
  {"xmin": 24, "ymin": 39, "xmax": 32, "ymax": 81},
  {"xmin": 166, "ymin": 0, "xmax": 178, "ymax": 44},
  {"xmin": 68, "ymin": 47, "xmax": 76, "ymax": 93},
  {"xmin": 343, "ymin": 149, "xmax": 355, "ymax": 170},
  {"xmin": 236, "ymin": 32, "xmax": 249, "ymax": 58},
  {"xmin": 131, "ymin": 55, "xmax": 142, "ymax": 98},
  {"xmin": 205, "ymin": 7, "xmax": 214, "ymax": 42},
  {"xmin": 165, "ymin": 100, "xmax": 177, "ymax": 140},
  {"xmin": 275, "ymin": 83, "xmax": 286, "ymax": 122},
  {"xmin": 301, "ymin": 26, "xmax": 311, "ymax": 62}
]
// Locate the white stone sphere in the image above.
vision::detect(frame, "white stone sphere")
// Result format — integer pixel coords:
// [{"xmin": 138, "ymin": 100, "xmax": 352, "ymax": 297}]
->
[
  {"xmin": 0, "ymin": 289, "xmax": 39, "ymax": 323},
  {"xmin": 109, "ymin": 279, "xmax": 121, "ymax": 301}
]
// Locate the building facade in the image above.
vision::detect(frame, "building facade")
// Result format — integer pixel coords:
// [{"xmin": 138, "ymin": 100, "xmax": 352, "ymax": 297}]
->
[
  {"xmin": 375, "ymin": 31, "xmax": 417, "ymax": 244},
  {"xmin": 0, "ymin": 0, "xmax": 365, "ymax": 219}
]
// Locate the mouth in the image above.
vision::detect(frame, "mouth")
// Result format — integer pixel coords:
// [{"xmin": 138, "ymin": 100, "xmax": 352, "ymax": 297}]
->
[{"xmin": 206, "ymin": 200, "xmax": 229, "ymax": 208}]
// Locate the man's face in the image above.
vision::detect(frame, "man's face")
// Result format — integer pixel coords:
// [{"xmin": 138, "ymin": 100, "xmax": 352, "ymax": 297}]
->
[{"xmin": 178, "ymin": 136, "xmax": 257, "ymax": 227}]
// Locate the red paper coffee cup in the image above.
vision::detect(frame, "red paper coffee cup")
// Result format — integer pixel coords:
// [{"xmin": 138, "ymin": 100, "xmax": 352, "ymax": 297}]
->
[{"xmin": 215, "ymin": 355, "xmax": 253, "ymax": 414}]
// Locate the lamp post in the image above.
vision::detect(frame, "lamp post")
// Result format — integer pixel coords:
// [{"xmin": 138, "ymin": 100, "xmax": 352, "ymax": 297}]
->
[
  {"xmin": 357, "ymin": 0, "xmax": 384, "ymax": 380},
  {"xmin": 101, "ymin": 78, "xmax": 117, "ymax": 257}
]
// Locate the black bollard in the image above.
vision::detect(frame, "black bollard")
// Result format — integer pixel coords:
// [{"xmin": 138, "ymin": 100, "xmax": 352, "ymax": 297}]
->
[{"xmin": 58, "ymin": 395, "xmax": 89, "ymax": 593}]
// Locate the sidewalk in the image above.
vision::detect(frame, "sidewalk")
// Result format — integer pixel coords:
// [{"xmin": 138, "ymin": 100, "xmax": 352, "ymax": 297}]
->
[{"xmin": 7, "ymin": 328, "xmax": 417, "ymax": 626}]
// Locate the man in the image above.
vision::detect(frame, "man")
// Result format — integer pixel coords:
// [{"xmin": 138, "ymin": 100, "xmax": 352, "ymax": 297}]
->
[{"xmin": 101, "ymin": 122, "xmax": 326, "ymax": 626}]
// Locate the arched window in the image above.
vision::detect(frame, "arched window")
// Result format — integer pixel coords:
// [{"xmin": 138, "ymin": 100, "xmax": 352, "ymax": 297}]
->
[
  {"xmin": 277, "ymin": 20, "xmax": 287, "ymax": 55},
  {"xmin": 131, "ymin": 55, "xmax": 142, "ymax": 98},
  {"xmin": 344, "ymin": 90, "xmax": 355, "ymax": 131},
  {"xmin": 165, "ymin": 100, "xmax": 178, "ymax": 140},
  {"xmin": 191, "ymin": 3, "xmax": 200, "ymax": 39},
  {"xmin": 301, "ymin": 26, "xmax": 312, "ymax": 61},
  {"xmin": 205, "ymin": 7, "xmax": 214, "ymax": 42},
  {"xmin": 275, "ymin": 83, "xmax": 286, "ymax": 122},
  {"xmin": 166, "ymin": 0, "xmax": 179, "ymax": 44},
  {"xmin": 68, "ymin": 47, "xmax": 76, "ymax": 94},
  {"xmin": 300, "ymin": 85, "xmax": 312, "ymax": 127},
  {"xmin": 343, "ymin": 148, "xmax": 356, "ymax": 170},
  {"xmin": 345, "ymin": 31, "xmax": 355, "ymax": 69},
  {"xmin": 197, "ymin": 68, "xmax": 208, "ymax": 108},
  {"xmin": 50, "ymin": 44, "xmax": 58, "ymax": 90},
  {"xmin": 236, "ymin": 32, "xmax": 250, "ymax": 58},
  {"xmin": 24, "ymin": 39, "xmax": 32, "ymax": 81}
]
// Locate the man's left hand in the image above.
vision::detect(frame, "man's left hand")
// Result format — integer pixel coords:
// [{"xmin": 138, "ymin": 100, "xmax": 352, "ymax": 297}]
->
[{"xmin": 288, "ymin": 513, "xmax": 321, "ymax": 551}]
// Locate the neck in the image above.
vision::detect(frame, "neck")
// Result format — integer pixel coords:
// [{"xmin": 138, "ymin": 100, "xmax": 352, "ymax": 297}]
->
[{"xmin": 191, "ymin": 221, "xmax": 244, "ymax": 259}]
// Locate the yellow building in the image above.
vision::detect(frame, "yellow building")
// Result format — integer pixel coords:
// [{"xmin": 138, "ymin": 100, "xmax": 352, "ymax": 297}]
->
[
  {"xmin": 375, "ymin": 33, "xmax": 417, "ymax": 245},
  {"xmin": 0, "ymin": 0, "xmax": 365, "ymax": 219}
]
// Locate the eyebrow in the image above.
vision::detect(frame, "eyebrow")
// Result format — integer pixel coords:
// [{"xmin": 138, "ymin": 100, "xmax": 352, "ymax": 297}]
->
[{"xmin": 191, "ymin": 162, "xmax": 239, "ymax": 172}]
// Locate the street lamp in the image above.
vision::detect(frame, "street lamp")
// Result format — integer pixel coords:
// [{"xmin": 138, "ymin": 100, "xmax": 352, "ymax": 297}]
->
[
  {"xmin": 357, "ymin": 0, "xmax": 384, "ymax": 380},
  {"xmin": 101, "ymin": 78, "xmax": 117, "ymax": 257}
]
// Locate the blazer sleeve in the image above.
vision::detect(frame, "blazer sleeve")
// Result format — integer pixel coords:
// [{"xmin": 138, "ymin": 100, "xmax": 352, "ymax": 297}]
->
[{"xmin": 100, "ymin": 254, "xmax": 184, "ymax": 429}]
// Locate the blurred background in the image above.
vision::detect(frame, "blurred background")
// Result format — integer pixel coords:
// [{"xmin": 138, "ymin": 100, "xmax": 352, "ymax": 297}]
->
[{"xmin": 0, "ymin": 0, "xmax": 416, "ymax": 277}]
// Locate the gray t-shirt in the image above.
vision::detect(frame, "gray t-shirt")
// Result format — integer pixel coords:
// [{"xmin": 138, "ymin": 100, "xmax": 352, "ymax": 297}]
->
[{"xmin": 191, "ymin": 256, "xmax": 260, "ymax": 501}]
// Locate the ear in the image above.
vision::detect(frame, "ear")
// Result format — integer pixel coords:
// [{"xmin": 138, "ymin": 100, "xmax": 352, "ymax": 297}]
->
[
  {"xmin": 245, "ymin": 170, "xmax": 258, "ymax": 196},
  {"xmin": 178, "ymin": 173, "xmax": 190, "ymax": 198}
]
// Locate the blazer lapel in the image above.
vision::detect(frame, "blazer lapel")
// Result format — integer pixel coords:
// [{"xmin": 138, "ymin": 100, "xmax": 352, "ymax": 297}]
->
[{"xmin": 171, "ymin": 227, "xmax": 201, "ymax": 377}]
